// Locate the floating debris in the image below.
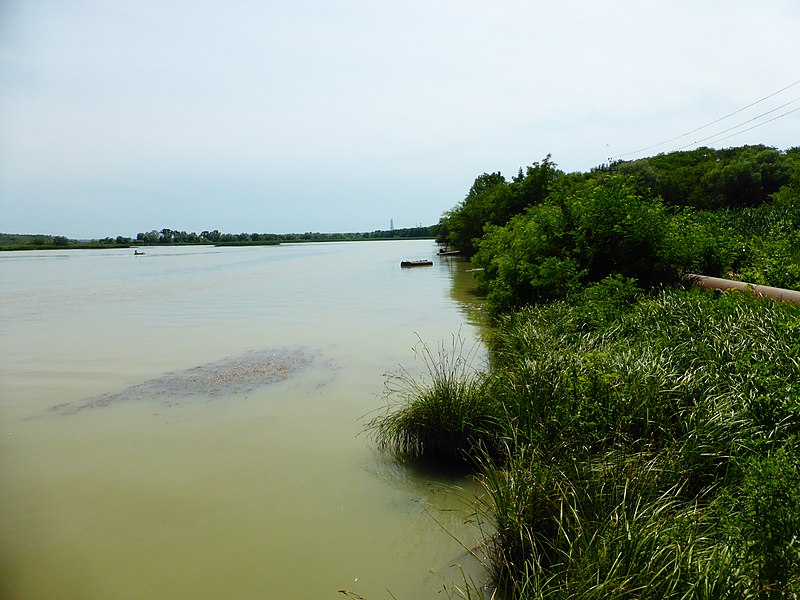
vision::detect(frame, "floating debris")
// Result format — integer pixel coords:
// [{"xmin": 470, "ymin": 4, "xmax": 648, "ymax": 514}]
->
[{"xmin": 51, "ymin": 349, "xmax": 315, "ymax": 415}]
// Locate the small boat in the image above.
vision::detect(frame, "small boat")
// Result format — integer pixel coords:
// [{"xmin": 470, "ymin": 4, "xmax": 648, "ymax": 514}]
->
[
  {"xmin": 436, "ymin": 249, "xmax": 461, "ymax": 256},
  {"xmin": 400, "ymin": 259, "xmax": 433, "ymax": 268},
  {"xmin": 134, "ymin": 250, "xmax": 145, "ymax": 256}
]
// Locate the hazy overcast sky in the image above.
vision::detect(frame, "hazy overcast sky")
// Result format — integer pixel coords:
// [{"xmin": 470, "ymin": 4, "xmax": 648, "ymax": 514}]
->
[{"xmin": 1, "ymin": 0, "xmax": 799, "ymax": 238}]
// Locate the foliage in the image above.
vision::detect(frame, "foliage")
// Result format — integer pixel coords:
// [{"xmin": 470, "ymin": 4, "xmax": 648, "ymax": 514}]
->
[
  {"xmin": 371, "ymin": 287, "xmax": 800, "ymax": 597},
  {"xmin": 471, "ymin": 175, "xmax": 733, "ymax": 312},
  {"xmin": 435, "ymin": 145, "xmax": 799, "ymax": 315},
  {"xmin": 713, "ymin": 187, "xmax": 800, "ymax": 290},
  {"xmin": 469, "ymin": 175, "xmax": 799, "ymax": 313},
  {"xmin": 439, "ymin": 146, "xmax": 796, "ymax": 260},
  {"xmin": 368, "ymin": 336, "xmax": 497, "ymax": 466},
  {"xmin": 369, "ymin": 142, "xmax": 800, "ymax": 597},
  {"xmin": 616, "ymin": 145, "xmax": 791, "ymax": 209},
  {"xmin": 440, "ymin": 156, "xmax": 563, "ymax": 257},
  {"xmin": 721, "ymin": 447, "xmax": 800, "ymax": 598},
  {"xmin": 0, "ymin": 233, "xmax": 133, "ymax": 251}
]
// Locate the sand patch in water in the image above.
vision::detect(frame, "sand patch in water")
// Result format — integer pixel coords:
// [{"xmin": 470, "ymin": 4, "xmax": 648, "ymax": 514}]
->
[{"xmin": 50, "ymin": 349, "xmax": 315, "ymax": 414}]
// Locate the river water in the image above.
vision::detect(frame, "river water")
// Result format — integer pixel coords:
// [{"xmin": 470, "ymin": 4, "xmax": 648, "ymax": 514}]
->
[{"xmin": 0, "ymin": 240, "xmax": 489, "ymax": 599}]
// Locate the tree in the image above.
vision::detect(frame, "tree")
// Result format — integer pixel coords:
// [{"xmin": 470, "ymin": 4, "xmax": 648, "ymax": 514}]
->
[
  {"xmin": 703, "ymin": 146, "xmax": 789, "ymax": 208},
  {"xmin": 443, "ymin": 172, "xmax": 508, "ymax": 257},
  {"xmin": 473, "ymin": 176, "xmax": 687, "ymax": 312},
  {"xmin": 202, "ymin": 230, "xmax": 221, "ymax": 242},
  {"xmin": 441, "ymin": 157, "xmax": 565, "ymax": 257}
]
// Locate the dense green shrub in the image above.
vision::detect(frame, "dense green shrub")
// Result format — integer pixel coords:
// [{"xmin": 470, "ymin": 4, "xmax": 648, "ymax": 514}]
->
[
  {"xmin": 472, "ymin": 176, "xmax": 800, "ymax": 314},
  {"xmin": 728, "ymin": 188, "xmax": 800, "ymax": 289},
  {"xmin": 471, "ymin": 175, "xmax": 736, "ymax": 313},
  {"xmin": 616, "ymin": 145, "xmax": 791, "ymax": 210},
  {"xmin": 439, "ymin": 145, "xmax": 799, "ymax": 316},
  {"xmin": 440, "ymin": 157, "xmax": 564, "ymax": 258},
  {"xmin": 723, "ymin": 447, "xmax": 800, "ymax": 597}
]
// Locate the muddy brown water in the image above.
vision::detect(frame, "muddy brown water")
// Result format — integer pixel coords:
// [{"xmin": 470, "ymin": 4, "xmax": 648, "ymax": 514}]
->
[{"xmin": 0, "ymin": 240, "xmax": 489, "ymax": 599}]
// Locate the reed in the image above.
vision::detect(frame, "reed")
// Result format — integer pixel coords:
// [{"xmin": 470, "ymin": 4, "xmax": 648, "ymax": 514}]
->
[
  {"xmin": 368, "ymin": 335, "xmax": 498, "ymax": 465},
  {"xmin": 370, "ymin": 285, "xmax": 800, "ymax": 597},
  {"xmin": 476, "ymin": 448, "xmax": 751, "ymax": 599}
]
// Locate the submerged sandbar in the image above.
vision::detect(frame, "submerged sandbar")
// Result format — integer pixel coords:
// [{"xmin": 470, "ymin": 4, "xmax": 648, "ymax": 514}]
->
[{"xmin": 52, "ymin": 349, "xmax": 315, "ymax": 414}]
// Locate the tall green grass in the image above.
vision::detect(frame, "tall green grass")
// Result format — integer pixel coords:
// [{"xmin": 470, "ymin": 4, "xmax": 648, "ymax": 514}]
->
[
  {"xmin": 368, "ymin": 335, "xmax": 498, "ymax": 466},
  {"xmin": 370, "ymin": 286, "xmax": 800, "ymax": 598}
]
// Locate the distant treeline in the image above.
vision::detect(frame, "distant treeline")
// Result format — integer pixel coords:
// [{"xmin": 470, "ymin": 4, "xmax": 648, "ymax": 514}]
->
[
  {"xmin": 133, "ymin": 225, "xmax": 437, "ymax": 244},
  {"xmin": 0, "ymin": 226, "xmax": 437, "ymax": 251},
  {"xmin": 0, "ymin": 233, "xmax": 76, "ymax": 250}
]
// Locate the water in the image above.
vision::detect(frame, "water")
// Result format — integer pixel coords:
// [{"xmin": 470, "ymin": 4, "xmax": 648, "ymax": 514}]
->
[{"xmin": 0, "ymin": 240, "xmax": 489, "ymax": 599}]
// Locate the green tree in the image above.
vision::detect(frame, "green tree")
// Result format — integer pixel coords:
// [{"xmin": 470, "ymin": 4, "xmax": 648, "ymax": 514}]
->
[
  {"xmin": 441, "ymin": 157, "xmax": 565, "ymax": 257},
  {"xmin": 703, "ymin": 146, "xmax": 789, "ymax": 208},
  {"xmin": 443, "ymin": 172, "xmax": 508, "ymax": 256},
  {"xmin": 473, "ymin": 176, "xmax": 689, "ymax": 312}
]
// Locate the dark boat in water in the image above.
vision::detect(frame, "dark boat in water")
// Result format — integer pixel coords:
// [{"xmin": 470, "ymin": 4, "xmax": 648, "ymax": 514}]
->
[{"xmin": 400, "ymin": 259, "xmax": 433, "ymax": 268}]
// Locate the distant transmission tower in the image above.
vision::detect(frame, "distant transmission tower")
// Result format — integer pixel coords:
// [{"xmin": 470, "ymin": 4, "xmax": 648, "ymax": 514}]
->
[{"xmin": 390, "ymin": 218, "xmax": 394, "ymax": 231}]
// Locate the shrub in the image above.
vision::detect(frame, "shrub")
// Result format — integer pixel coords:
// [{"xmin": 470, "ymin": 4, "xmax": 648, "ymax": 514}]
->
[
  {"xmin": 472, "ymin": 175, "xmax": 720, "ymax": 313},
  {"xmin": 722, "ymin": 445, "xmax": 800, "ymax": 597}
]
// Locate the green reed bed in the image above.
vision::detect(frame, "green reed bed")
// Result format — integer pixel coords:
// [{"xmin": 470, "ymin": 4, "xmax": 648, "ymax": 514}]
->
[
  {"xmin": 369, "ymin": 335, "xmax": 499, "ymax": 466},
  {"xmin": 370, "ymin": 285, "xmax": 800, "ymax": 598}
]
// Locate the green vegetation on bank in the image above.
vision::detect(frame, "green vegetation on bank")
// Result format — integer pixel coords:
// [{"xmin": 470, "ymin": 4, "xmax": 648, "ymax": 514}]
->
[
  {"xmin": 371, "ymin": 145, "xmax": 800, "ymax": 598},
  {"xmin": 0, "ymin": 225, "xmax": 438, "ymax": 251},
  {"xmin": 438, "ymin": 145, "xmax": 799, "ymax": 314}
]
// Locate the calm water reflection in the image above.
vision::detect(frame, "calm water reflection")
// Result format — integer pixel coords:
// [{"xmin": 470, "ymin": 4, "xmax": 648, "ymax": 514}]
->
[{"xmin": 0, "ymin": 240, "xmax": 488, "ymax": 599}]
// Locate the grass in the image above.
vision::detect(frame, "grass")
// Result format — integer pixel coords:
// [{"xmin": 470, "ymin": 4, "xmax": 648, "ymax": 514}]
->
[
  {"xmin": 369, "ymin": 286, "xmax": 800, "ymax": 598},
  {"xmin": 368, "ymin": 334, "xmax": 497, "ymax": 466}
]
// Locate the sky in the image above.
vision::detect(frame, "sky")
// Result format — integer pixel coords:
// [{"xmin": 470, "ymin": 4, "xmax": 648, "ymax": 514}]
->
[{"xmin": 1, "ymin": 0, "xmax": 799, "ymax": 238}]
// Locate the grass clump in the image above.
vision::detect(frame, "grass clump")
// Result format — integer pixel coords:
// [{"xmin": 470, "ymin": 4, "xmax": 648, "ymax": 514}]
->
[
  {"xmin": 369, "ymin": 286, "xmax": 800, "ymax": 598},
  {"xmin": 368, "ymin": 335, "xmax": 498, "ymax": 466}
]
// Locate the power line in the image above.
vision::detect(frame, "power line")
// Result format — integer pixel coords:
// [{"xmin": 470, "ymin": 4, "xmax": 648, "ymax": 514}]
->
[
  {"xmin": 676, "ymin": 96, "xmax": 800, "ymax": 150},
  {"xmin": 615, "ymin": 78, "xmax": 800, "ymax": 159},
  {"xmin": 685, "ymin": 105, "xmax": 800, "ymax": 148}
]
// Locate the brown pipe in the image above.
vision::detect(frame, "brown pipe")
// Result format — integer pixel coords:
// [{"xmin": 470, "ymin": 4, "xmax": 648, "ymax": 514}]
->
[{"xmin": 685, "ymin": 274, "xmax": 800, "ymax": 305}]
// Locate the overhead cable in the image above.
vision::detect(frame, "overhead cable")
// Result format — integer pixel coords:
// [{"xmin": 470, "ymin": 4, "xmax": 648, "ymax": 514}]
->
[
  {"xmin": 676, "ymin": 96, "xmax": 800, "ymax": 150},
  {"xmin": 686, "ymin": 105, "xmax": 800, "ymax": 148},
  {"xmin": 615, "ymin": 78, "xmax": 800, "ymax": 159}
]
